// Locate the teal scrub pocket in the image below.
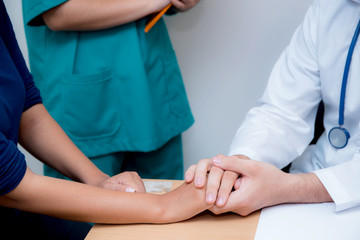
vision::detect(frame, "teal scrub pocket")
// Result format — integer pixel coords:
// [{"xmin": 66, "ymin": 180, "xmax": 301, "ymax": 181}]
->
[
  {"xmin": 163, "ymin": 51, "xmax": 190, "ymax": 118},
  {"xmin": 60, "ymin": 67, "xmax": 121, "ymax": 141}
]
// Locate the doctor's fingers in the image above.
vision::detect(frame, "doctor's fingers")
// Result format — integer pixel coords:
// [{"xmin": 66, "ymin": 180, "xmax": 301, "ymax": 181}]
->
[
  {"xmin": 212, "ymin": 155, "xmax": 255, "ymax": 177},
  {"xmin": 210, "ymin": 190, "xmax": 254, "ymax": 216},
  {"xmin": 205, "ymin": 168, "xmax": 239, "ymax": 205},
  {"xmin": 205, "ymin": 166, "xmax": 224, "ymax": 204},
  {"xmin": 209, "ymin": 190, "xmax": 238, "ymax": 215},
  {"xmin": 215, "ymin": 171, "xmax": 240, "ymax": 207}
]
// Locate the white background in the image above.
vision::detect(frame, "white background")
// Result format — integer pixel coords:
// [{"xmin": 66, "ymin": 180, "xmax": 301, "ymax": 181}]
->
[{"xmin": 4, "ymin": 0, "xmax": 313, "ymax": 175}]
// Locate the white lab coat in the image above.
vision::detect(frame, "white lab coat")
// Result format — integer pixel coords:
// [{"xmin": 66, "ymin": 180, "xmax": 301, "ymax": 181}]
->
[{"xmin": 229, "ymin": 0, "xmax": 360, "ymax": 212}]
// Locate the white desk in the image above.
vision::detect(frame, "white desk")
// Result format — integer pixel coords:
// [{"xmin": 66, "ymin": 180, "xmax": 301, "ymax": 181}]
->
[{"xmin": 255, "ymin": 203, "xmax": 360, "ymax": 240}]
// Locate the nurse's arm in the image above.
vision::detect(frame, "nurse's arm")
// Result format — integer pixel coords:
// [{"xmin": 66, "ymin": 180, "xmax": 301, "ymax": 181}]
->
[
  {"xmin": 19, "ymin": 103, "xmax": 145, "ymax": 192},
  {"xmin": 42, "ymin": 0, "xmax": 171, "ymax": 31},
  {"xmin": 0, "ymin": 168, "xmax": 211, "ymax": 223},
  {"xmin": 19, "ymin": 104, "xmax": 111, "ymax": 187}
]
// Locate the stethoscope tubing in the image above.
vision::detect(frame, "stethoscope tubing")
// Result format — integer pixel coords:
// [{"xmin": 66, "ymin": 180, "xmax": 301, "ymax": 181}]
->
[
  {"xmin": 338, "ymin": 19, "xmax": 360, "ymax": 126},
  {"xmin": 328, "ymin": 19, "xmax": 360, "ymax": 149}
]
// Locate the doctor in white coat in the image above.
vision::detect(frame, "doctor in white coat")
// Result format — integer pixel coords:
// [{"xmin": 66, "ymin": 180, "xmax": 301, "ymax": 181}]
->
[{"xmin": 186, "ymin": 0, "xmax": 360, "ymax": 215}]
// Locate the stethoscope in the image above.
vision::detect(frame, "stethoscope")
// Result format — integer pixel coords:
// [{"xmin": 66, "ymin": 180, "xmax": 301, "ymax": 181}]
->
[{"xmin": 328, "ymin": 19, "xmax": 360, "ymax": 149}]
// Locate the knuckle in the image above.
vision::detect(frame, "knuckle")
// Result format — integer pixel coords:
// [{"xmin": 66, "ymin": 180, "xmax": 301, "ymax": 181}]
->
[
  {"xmin": 197, "ymin": 159, "xmax": 212, "ymax": 172},
  {"xmin": 218, "ymin": 184, "xmax": 231, "ymax": 194},
  {"xmin": 210, "ymin": 166, "xmax": 223, "ymax": 174},
  {"xmin": 238, "ymin": 209, "xmax": 251, "ymax": 217},
  {"xmin": 189, "ymin": 164, "xmax": 197, "ymax": 170},
  {"xmin": 129, "ymin": 171, "xmax": 138, "ymax": 177},
  {"xmin": 211, "ymin": 208, "xmax": 222, "ymax": 215},
  {"xmin": 199, "ymin": 158, "xmax": 210, "ymax": 165},
  {"xmin": 185, "ymin": 165, "xmax": 196, "ymax": 174},
  {"xmin": 223, "ymin": 171, "xmax": 238, "ymax": 180}
]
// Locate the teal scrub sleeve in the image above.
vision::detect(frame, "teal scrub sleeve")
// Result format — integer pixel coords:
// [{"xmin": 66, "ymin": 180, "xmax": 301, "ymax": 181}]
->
[{"xmin": 22, "ymin": 0, "xmax": 68, "ymax": 26}]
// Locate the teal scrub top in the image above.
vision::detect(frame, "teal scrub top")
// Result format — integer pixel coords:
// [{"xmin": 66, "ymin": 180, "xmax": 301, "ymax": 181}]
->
[{"xmin": 22, "ymin": 0, "xmax": 194, "ymax": 158}]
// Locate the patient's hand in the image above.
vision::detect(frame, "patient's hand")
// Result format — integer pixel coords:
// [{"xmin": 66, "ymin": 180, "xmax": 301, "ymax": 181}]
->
[{"xmin": 158, "ymin": 181, "xmax": 213, "ymax": 223}]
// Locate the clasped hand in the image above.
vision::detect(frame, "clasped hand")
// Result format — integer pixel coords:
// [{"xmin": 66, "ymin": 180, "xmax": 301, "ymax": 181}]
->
[
  {"xmin": 185, "ymin": 155, "xmax": 292, "ymax": 216},
  {"xmin": 96, "ymin": 155, "xmax": 293, "ymax": 220}
]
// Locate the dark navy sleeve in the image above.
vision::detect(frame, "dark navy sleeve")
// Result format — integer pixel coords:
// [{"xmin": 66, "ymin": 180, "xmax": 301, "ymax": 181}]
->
[
  {"xmin": 23, "ymin": 74, "xmax": 42, "ymax": 111},
  {"xmin": 1, "ymin": 1, "xmax": 42, "ymax": 111},
  {"xmin": 0, "ymin": 133, "xmax": 27, "ymax": 196},
  {"xmin": 0, "ymin": 1, "xmax": 37, "ymax": 196}
]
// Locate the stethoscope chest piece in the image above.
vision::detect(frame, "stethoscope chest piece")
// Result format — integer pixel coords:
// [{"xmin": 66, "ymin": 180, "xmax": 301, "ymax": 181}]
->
[{"xmin": 328, "ymin": 126, "xmax": 350, "ymax": 149}]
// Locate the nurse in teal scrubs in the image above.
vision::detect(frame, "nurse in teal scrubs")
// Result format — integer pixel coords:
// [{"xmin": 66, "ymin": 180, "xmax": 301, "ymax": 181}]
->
[{"xmin": 22, "ymin": 0, "xmax": 200, "ymax": 180}]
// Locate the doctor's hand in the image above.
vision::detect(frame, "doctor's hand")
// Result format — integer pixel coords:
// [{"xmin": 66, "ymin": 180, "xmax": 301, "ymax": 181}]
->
[
  {"xmin": 208, "ymin": 157, "xmax": 289, "ymax": 216},
  {"xmin": 185, "ymin": 155, "xmax": 249, "ymax": 207},
  {"xmin": 170, "ymin": 0, "xmax": 200, "ymax": 12},
  {"xmin": 208, "ymin": 157, "xmax": 333, "ymax": 216},
  {"xmin": 98, "ymin": 171, "xmax": 146, "ymax": 193}
]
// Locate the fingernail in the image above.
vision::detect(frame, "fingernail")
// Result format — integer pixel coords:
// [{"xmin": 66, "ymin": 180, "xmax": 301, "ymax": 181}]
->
[
  {"xmin": 185, "ymin": 173, "xmax": 191, "ymax": 182},
  {"xmin": 217, "ymin": 197, "xmax": 225, "ymax": 206},
  {"xmin": 212, "ymin": 157, "xmax": 222, "ymax": 165},
  {"xmin": 125, "ymin": 187, "xmax": 135, "ymax": 193},
  {"xmin": 195, "ymin": 177, "xmax": 203, "ymax": 187},
  {"xmin": 206, "ymin": 193, "xmax": 214, "ymax": 203}
]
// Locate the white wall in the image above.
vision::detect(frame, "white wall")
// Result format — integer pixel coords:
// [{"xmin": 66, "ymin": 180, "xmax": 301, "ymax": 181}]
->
[
  {"xmin": 4, "ymin": 0, "xmax": 313, "ymax": 175},
  {"xmin": 167, "ymin": 0, "xmax": 313, "ymax": 168}
]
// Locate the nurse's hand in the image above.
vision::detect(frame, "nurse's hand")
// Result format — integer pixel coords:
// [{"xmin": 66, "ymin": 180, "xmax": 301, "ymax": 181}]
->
[
  {"xmin": 208, "ymin": 157, "xmax": 333, "ymax": 216},
  {"xmin": 99, "ymin": 171, "xmax": 146, "ymax": 193},
  {"xmin": 170, "ymin": 0, "xmax": 200, "ymax": 12},
  {"xmin": 185, "ymin": 155, "xmax": 244, "ymax": 207}
]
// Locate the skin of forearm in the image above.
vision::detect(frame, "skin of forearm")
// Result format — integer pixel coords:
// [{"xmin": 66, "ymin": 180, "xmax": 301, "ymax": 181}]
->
[
  {"xmin": 19, "ymin": 104, "xmax": 108, "ymax": 186},
  {"xmin": 0, "ymin": 169, "xmax": 165, "ymax": 224},
  {"xmin": 0, "ymin": 169, "xmax": 208, "ymax": 224},
  {"xmin": 42, "ymin": 0, "xmax": 170, "ymax": 31},
  {"xmin": 284, "ymin": 172, "xmax": 333, "ymax": 204}
]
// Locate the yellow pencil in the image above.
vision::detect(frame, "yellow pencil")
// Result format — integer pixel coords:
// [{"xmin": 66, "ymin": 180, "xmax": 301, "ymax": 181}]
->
[{"xmin": 145, "ymin": 3, "xmax": 173, "ymax": 33}]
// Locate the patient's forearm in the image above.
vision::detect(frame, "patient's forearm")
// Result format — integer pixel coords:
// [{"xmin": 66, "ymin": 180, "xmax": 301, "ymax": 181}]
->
[
  {"xmin": 0, "ymin": 168, "xmax": 162, "ymax": 224},
  {"xmin": 0, "ymin": 169, "xmax": 210, "ymax": 224}
]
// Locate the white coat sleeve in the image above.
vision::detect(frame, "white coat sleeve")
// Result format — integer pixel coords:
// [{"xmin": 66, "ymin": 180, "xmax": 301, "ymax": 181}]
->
[
  {"xmin": 229, "ymin": 1, "xmax": 322, "ymax": 169},
  {"xmin": 314, "ymin": 159, "xmax": 360, "ymax": 212}
]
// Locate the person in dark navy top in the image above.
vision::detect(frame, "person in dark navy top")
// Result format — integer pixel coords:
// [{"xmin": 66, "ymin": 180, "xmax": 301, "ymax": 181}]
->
[
  {"xmin": 0, "ymin": 2, "xmax": 42, "ymax": 197},
  {"xmin": 0, "ymin": 2, "xmax": 211, "ymax": 239}
]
